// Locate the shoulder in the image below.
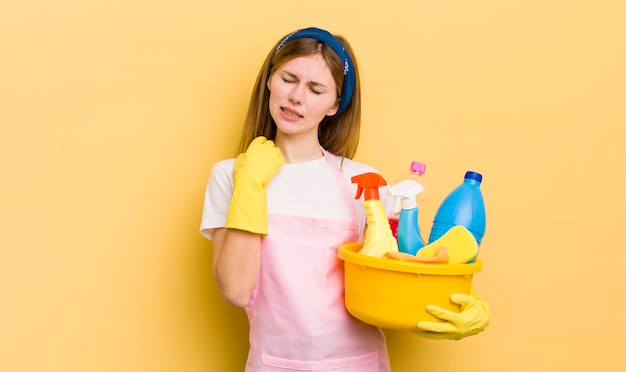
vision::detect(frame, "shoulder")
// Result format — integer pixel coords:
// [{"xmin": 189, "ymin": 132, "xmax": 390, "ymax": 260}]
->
[
  {"xmin": 207, "ymin": 158, "xmax": 237, "ymax": 195},
  {"xmin": 211, "ymin": 158, "xmax": 236, "ymax": 173},
  {"xmin": 200, "ymin": 158, "xmax": 237, "ymax": 240},
  {"xmin": 210, "ymin": 158, "xmax": 236, "ymax": 181}
]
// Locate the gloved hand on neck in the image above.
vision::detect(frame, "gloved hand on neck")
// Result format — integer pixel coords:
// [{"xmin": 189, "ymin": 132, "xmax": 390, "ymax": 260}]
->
[{"xmin": 225, "ymin": 136, "xmax": 284, "ymax": 235}]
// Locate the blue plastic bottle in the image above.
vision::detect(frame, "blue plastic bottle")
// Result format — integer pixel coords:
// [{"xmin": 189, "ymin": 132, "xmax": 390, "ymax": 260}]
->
[{"xmin": 428, "ymin": 171, "xmax": 486, "ymax": 247}]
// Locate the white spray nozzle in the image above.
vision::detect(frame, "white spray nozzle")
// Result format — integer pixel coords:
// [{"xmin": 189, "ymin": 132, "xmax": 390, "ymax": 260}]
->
[{"xmin": 387, "ymin": 180, "xmax": 424, "ymax": 210}]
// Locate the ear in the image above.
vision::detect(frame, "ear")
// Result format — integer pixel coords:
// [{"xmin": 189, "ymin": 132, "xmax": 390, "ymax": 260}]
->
[
  {"xmin": 327, "ymin": 99, "xmax": 339, "ymax": 116},
  {"xmin": 266, "ymin": 73, "xmax": 273, "ymax": 91}
]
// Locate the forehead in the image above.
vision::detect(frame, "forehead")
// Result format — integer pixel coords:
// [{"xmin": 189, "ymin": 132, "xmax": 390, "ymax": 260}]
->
[{"xmin": 278, "ymin": 54, "xmax": 335, "ymax": 83}]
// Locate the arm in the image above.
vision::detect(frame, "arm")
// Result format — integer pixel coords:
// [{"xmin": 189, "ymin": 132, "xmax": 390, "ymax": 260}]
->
[
  {"xmin": 211, "ymin": 136, "xmax": 283, "ymax": 308},
  {"xmin": 212, "ymin": 227, "xmax": 262, "ymax": 308}
]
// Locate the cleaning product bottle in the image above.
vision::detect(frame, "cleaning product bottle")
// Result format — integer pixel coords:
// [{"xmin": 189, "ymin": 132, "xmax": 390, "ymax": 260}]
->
[
  {"xmin": 388, "ymin": 161, "xmax": 428, "ymax": 240},
  {"xmin": 351, "ymin": 172, "xmax": 398, "ymax": 257},
  {"xmin": 428, "ymin": 171, "xmax": 486, "ymax": 247},
  {"xmin": 388, "ymin": 180, "xmax": 425, "ymax": 255},
  {"xmin": 410, "ymin": 161, "xmax": 428, "ymax": 200}
]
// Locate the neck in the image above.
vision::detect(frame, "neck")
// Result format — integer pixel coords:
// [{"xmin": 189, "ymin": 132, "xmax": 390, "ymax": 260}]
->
[{"xmin": 275, "ymin": 133, "xmax": 323, "ymax": 164}]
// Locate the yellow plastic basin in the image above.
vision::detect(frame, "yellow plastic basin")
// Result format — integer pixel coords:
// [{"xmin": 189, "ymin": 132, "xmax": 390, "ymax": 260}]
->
[{"xmin": 338, "ymin": 242, "xmax": 482, "ymax": 331}]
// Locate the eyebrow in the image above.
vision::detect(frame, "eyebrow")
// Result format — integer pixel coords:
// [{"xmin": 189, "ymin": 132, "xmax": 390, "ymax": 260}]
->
[{"xmin": 282, "ymin": 70, "xmax": 329, "ymax": 89}]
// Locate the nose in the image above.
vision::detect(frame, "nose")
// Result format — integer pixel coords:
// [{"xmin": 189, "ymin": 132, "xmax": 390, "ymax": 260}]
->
[{"xmin": 288, "ymin": 83, "xmax": 305, "ymax": 105}]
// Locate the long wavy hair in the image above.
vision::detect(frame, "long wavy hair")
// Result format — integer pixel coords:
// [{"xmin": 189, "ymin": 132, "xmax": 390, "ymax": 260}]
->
[{"xmin": 235, "ymin": 31, "xmax": 361, "ymax": 159}]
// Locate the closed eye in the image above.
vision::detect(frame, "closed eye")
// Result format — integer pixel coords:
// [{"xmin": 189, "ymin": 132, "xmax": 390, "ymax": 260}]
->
[{"xmin": 280, "ymin": 71, "xmax": 329, "ymax": 95}]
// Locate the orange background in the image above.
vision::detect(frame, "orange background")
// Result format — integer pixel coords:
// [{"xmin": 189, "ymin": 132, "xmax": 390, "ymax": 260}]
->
[{"xmin": 2, "ymin": 1, "xmax": 625, "ymax": 371}]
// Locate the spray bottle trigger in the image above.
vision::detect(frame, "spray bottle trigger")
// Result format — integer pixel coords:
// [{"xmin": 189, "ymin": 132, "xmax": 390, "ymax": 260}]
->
[{"xmin": 355, "ymin": 185, "xmax": 364, "ymax": 200}]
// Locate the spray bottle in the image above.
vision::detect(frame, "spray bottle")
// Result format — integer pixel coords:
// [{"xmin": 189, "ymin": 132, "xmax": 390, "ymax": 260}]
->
[
  {"xmin": 388, "ymin": 162, "xmax": 427, "ymax": 240},
  {"xmin": 388, "ymin": 180, "xmax": 425, "ymax": 255},
  {"xmin": 351, "ymin": 172, "xmax": 398, "ymax": 257}
]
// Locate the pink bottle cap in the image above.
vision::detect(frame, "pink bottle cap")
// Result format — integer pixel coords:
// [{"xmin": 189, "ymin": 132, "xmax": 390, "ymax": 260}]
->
[{"xmin": 410, "ymin": 161, "xmax": 426, "ymax": 175}]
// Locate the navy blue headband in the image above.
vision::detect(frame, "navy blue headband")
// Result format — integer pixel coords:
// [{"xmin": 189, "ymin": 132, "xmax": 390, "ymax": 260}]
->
[{"xmin": 274, "ymin": 27, "xmax": 355, "ymax": 115}]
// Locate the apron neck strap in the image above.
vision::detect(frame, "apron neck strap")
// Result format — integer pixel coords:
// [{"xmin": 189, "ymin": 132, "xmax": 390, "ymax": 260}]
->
[{"xmin": 321, "ymin": 148, "xmax": 359, "ymax": 239}]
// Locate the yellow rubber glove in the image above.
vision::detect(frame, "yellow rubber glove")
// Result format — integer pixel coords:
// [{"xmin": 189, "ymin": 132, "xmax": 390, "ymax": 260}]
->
[
  {"xmin": 416, "ymin": 291, "xmax": 490, "ymax": 340},
  {"xmin": 225, "ymin": 136, "xmax": 284, "ymax": 235}
]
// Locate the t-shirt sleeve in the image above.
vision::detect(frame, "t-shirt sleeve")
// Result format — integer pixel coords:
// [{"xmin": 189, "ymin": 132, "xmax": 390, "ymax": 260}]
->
[{"xmin": 199, "ymin": 159, "xmax": 235, "ymax": 240}]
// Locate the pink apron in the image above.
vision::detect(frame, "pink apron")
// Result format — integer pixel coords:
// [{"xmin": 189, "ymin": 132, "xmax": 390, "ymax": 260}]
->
[{"xmin": 244, "ymin": 150, "xmax": 390, "ymax": 372}]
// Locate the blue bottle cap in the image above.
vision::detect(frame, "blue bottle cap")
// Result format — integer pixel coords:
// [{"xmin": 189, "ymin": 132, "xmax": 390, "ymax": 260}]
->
[{"xmin": 464, "ymin": 171, "xmax": 483, "ymax": 183}]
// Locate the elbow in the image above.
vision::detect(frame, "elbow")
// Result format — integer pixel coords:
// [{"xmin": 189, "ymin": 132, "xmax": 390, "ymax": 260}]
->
[
  {"xmin": 219, "ymin": 285, "xmax": 253, "ymax": 308},
  {"xmin": 214, "ymin": 269, "xmax": 254, "ymax": 308}
]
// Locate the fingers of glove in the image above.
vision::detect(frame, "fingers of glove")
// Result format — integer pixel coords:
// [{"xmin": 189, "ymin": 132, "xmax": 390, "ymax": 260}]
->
[
  {"xmin": 247, "ymin": 136, "xmax": 277, "ymax": 158},
  {"xmin": 451, "ymin": 293, "xmax": 491, "ymax": 320},
  {"xmin": 450, "ymin": 293, "xmax": 473, "ymax": 307},
  {"xmin": 248, "ymin": 139, "xmax": 283, "ymax": 164},
  {"xmin": 425, "ymin": 305, "xmax": 461, "ymax": 324},
  {"xmin": 417, "ymin": 320, "xmax": 458, "ymax": 334},
  {"xmin": 240, "ymin": 137, "xmax": 284, "ymax": 184},
  {"xmin": 246, "ymin": 137, "xmax": 271, "ymax": 157},
  {"xmin": 249, "ymin": 136, "xmax": 268, "ymax": 147}
]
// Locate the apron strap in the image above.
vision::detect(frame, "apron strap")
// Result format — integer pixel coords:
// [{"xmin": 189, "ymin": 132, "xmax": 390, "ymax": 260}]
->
[{"xmin": 322, "ymin": 149, "xmax": 360, "ymax": 241}]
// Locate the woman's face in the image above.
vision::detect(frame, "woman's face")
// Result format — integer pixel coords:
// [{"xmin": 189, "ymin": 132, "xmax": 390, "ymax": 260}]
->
[{"xmin": 267, "ymin": 53, "xmax": 339, "ymax": 140}]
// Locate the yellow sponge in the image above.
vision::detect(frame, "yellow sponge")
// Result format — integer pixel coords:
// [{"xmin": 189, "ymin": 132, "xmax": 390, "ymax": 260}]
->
[{"xmin": 416, "ymin": 225, "xmax": 479, "ymax": 264}]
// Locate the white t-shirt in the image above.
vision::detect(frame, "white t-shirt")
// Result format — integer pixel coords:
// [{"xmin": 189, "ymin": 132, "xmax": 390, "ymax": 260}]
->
[{"xmin": 200, "ymin": 152, "xmax": 394, "ymax": 241}]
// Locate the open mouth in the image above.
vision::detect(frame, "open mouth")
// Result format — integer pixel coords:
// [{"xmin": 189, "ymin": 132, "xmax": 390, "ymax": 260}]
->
[{"xmin": 281, "ymin": 107, "xmax": 303, "ymax": 119}]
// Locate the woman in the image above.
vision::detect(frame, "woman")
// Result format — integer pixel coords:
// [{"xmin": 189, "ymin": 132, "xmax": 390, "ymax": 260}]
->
[{"xmin": 200, "ymin": 27, "xmax": 489, "ymax": 372}]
